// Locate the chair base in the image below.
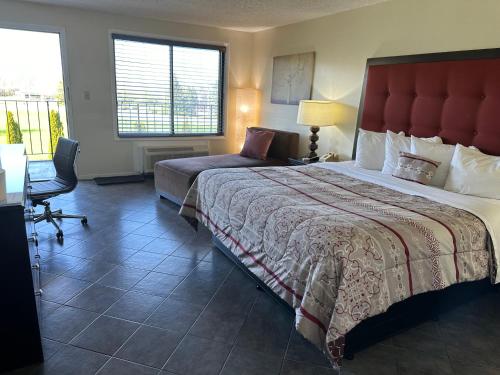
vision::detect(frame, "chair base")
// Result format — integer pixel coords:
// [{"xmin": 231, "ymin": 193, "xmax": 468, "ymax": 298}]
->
[{"xmin": 33, "ymin": 201, "xmax": 87, "ymax": 239}]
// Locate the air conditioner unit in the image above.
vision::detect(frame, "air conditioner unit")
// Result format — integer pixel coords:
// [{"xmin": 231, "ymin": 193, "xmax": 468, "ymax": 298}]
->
[{"xmin": 133, "ymin": 142, "xmax": 209, "ymax": 174}]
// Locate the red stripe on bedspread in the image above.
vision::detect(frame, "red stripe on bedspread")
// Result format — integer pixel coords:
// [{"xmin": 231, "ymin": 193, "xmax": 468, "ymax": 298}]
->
[
  {"xmin": 250, "ymin": 167, "xmax": 415, "ymax": 296},
  {"xmin": 182, "ymin": 203, "xmax": 328, "ymax": 334},
  {"xmin": 291, "ymin": 167, "xmax": 460, "ymax": 283}
]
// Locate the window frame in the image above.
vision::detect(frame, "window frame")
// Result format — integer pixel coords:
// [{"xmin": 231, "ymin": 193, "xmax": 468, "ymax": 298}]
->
[{"xmin": 110, "ymin": 32, "xmax": 227, "ymax": 139}]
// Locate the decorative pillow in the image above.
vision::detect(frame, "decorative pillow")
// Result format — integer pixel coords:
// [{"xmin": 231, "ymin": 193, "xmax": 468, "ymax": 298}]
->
[
  {"xmin": 382, "ymin": 131, "xmax": 442, "ymax": 175},
  {"xmin": 393, "ymin": 152, "xmax": 440, "ymax": 185},
  {"xmin": 444, "ymin": 144, "xmax": 500, "ymax": 199},
  {"xmin": 240, "ymin": 128, "xmax": 275, "ymax": 160},
  {"xmin": 354, "ymin": 130, "xmax": 387, "ymax": 170},
  {"xmin": 411, "ymin": 136, "xmax": 455, "ymax": 188}
]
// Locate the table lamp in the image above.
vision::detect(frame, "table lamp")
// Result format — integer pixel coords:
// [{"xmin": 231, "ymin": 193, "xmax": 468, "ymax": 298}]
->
[{"xmin": 297, "ymin": 100, "xmax": 335, "ymax": 159}]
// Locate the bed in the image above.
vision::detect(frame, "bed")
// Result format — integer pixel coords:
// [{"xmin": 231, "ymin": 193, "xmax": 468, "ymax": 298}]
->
[{"xmin": 180, "ymin": 48, "xmax": 500, "ymax": 368}]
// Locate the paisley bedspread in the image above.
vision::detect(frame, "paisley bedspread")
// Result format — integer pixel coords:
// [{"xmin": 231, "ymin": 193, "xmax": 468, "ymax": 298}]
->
[{"xmin": 180, "ymin": 165, "xmax": 490, "ymax": 367}]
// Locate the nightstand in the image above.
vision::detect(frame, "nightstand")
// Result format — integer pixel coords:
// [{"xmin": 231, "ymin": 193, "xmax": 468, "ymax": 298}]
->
[{"xmin": 288, "ymin": 157, "xmax": 318, "ymax": 166}]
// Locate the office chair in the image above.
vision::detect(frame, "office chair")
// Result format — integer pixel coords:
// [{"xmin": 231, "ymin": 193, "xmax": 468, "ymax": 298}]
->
[{"xmin": 30, "ymin": 137, "xmax": 87, "ymax": 240}]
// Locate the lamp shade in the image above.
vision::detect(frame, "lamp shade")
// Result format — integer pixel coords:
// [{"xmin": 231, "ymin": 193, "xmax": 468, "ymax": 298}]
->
[{"xmin": 297, "ymin": 100, "xmax": 335, "ymax": 127}]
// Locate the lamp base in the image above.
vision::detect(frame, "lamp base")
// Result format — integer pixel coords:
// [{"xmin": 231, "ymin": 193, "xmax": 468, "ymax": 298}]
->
[{"xmin": 307, "ymin": 126, "xmax": 320, "ymax": 159}]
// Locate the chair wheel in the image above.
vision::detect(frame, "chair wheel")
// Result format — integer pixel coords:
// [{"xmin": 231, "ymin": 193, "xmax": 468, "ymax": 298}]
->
[
  {"xmin": 56, "ymin": 230, "xmax": 63, "ymax": 239},
  {"xmin": 81, "ymin": 217, "xmax": 88, "ymax": 225}
]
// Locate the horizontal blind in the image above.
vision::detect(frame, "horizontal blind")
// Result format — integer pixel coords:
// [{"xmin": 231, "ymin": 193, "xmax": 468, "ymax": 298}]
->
[
  {"xmin": 114, "ymin": 38, "xmax": 171, "ymax": 135},
  {"xmin": 113, "ymin": 34, "xmax": 224, "ymax": 137},
  {"xmin": 173, "ymin": 46, "xmax": 221, "ymax": 135}
]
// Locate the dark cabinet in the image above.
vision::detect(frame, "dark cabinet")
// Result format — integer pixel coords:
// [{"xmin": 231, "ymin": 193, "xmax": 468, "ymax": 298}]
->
[{"xmin": 0, "ymin": 145, "xmax": 43, "ymax": 372}]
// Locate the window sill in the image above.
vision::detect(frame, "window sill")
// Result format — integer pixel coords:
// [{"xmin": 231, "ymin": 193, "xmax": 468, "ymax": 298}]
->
[{"xmin": 113, "ymin": 134, "xmax": 226, "ymax": 142}]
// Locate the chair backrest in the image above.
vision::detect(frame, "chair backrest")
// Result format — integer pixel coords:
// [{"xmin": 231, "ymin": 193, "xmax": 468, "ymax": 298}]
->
[{"xmin": 53, "ymin": 137, "xmax": 79, "ymax": 187}]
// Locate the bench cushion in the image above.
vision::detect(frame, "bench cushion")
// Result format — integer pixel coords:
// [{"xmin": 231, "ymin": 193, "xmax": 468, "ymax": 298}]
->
[{"xmin": 155, "ymin": 154, "xmax": 285, "ymax": 204}]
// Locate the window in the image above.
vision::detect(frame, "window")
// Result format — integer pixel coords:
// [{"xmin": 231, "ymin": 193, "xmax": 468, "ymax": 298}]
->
[{"xmin": 112, "ymin": 34, "xmax": 225, "ymax": 137}]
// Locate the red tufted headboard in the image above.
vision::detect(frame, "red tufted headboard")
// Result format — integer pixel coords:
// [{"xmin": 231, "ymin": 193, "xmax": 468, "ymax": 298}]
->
[{"xmin": 353, "ymin": 48, "xmax": 500, "ymax": 158}]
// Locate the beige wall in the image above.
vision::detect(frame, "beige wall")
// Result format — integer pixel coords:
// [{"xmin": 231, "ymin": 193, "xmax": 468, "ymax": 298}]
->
[
  {"xmin": 0, "ymin": 0, "xmax": 253, "ymax": 178},
  {"xmin": 252, "ymin": 0, "xmax": 500, "ymax": 160}
]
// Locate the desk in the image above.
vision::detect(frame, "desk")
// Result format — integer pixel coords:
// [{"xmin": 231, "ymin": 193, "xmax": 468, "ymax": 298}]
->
[{"xmin": 0, "ymin": 145, "xmax": 43, "ymax": 372}]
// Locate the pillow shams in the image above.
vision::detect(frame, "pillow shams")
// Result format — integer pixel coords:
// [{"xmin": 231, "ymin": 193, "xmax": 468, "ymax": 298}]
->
[
  {"xmin": 444, "ymin": 144, "xmax": 500, "ymax": 199},
  {"xmin": 382, "ymin": 131, "xmax": 442, "ymax": 175},
  {"xmin": 410, "ymin": 136, "xmax": 455, "ymax": 187},
  {"xmin": 354, "ymin": 130, "xmax": 387, "ymax": 170}
]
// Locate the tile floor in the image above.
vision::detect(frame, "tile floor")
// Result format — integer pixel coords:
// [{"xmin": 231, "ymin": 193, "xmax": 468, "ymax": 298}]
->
[{"xmin": 8, "ymin": 179, "xmax": 500, "ymax": 375}]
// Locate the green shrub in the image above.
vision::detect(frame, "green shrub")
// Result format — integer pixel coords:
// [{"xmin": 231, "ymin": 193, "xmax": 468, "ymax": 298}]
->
[
  {"xmin": 6, "ymin": 111, "xmax": 23, "ymax": 144},
  {"xmin": 49, "ymin": 110, "xmax": 64, "ymax": 155}
]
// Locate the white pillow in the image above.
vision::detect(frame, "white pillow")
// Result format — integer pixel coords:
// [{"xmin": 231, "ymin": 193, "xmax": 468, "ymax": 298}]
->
[
  {"xmin": 411, "ymin": 136, "xmax": 455, "ymax": 187},
  {"xmin": 382, "ymin": 131, "xmax": 442, "ymax": 175},
  {"xmin": 354, "ymin": 130, "xmax": 386, "ymax": 170},
  {"xmin": 444, "ymin": 144, "xmax": 500, "ymax": 199}
]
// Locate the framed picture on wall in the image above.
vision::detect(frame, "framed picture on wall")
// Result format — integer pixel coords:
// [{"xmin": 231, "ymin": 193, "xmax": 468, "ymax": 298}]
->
[{"xmin": 271, "ymin": 52, "xmax": 315, "ymax": 105}]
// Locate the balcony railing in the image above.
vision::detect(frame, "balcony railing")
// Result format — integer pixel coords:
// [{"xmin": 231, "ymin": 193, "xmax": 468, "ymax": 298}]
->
[
  {"xmin": 0, "ymin": 100, "xmax": 68, "ymax": 160},
  {"xmin": 117, "ymin": 100, "xmax": 220, "ymax": 136}
]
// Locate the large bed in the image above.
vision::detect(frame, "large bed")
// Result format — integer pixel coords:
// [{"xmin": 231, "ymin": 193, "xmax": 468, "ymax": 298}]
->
[{"xmin": 180, "ymin": 48, "xmax": 500, "ymax": 368}]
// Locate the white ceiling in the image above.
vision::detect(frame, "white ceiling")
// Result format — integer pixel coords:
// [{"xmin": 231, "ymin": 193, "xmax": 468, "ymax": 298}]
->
[{"xmin": 22, "ymin": 0, "xmax": 387, "ymax": 32}]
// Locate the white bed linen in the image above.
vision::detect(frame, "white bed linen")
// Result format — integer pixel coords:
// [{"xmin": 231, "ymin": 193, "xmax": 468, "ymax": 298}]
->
[{"xmin": 314, "ymin": 161, "xmax": 500, "ymax": 283}]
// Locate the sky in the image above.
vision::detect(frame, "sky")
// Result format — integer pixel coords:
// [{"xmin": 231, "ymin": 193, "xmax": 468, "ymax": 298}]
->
[{"xmin": 0, "ymin": 28, "xmax": 63, "ymax": 95}]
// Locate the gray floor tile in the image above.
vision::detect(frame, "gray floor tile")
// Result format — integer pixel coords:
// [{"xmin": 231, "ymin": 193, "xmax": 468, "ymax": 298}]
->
[
  {"xmin": 123, "ymin": 211, "xmax": 158, "ymax": 224},
  {"xmin": 391, "ymin": 320, "xmax": 448, "ymax": 357},
  {"xmin": 97, "ymin": 358, "xmax": 158, "ymax": 375},
  {"xmin": 132, "ymin": 223, "xmax": 167, "ymax": 237},
  {"xmin": 118, "ymin": 234, "xmax": 155, "ymax": 250},
  {"xmin": 285, "ymin": 330, "xmax": 330, "ymax": 367},
  {"xmin": 396, "ymin": 349, "xmax": 454, "ymax": 374},
  {"xmin": 146, "ymin": 296, "xmax": 205, "ymax": 334},
  {"xmin": 342, "ymin": 356, "xmax": 397, "ymax": 375},
  {"xmin": 63, "ymin": 259, "xmax": 116, "ymax": 282},
  {"xmin": 220, "ymin": 346, "xmax": 282, "ymax": 375},
  {"xmin": 40, "ymin": 254, "xmax": 81, "ymax": 275},
  {"xmin": 440, "ymin": 319, "xmax": 499, "ymax": 367},
  {"xmin": 154, "ymin": 256, "xmax": 199, "ymax": 276},
  {"xmin": 123, "ymin": 251, "xmax": 167, "ymax": 271},
  {"xmin": 39, "ymin": 345, "xmax": 109, "ymax": 375},
  {"xmin": 37, "ymin": 236, "xmax": 81, "ymax": 255},
  {"xmin": 280, "ymin": 360, "xmax": 338, "ymax": 375},
  {"xmin": 66, "ymin": 284, "xmax": 125, "ymax": 313},
  {"xmin": 96, "ymin": 265, "xmax": 149, "ymax": 289},
  {"xmin": 165, "ymin": 335, "xmax": 232, "ymax": 375},
  {"xmin": 235, "ymin": 294, "xmax": 293, "ymax": 357},
  {"xmin": 41, "ymin": 338, "xmax": 64, "ymax": 360},
  {"xmin": 41, "ymin": 276, "xmax": 91, "ymax": 304},
  {"xmin": 172, "ymin": 243, "xmax": 212, "ymax": 261},
  {"xmin": 90, "ymin": 247, "xmax": 138, "ymax": 265},
  {"xmin": 115, "ymin": 325, "xmax": 183, "ymax": 368},
  {"xmin": 41, "ymin": 305, "xmax": 99, "ymax": 343},
  {"xmin": 59, "ymin": 224, "xmax": 95, "ymax": 241},
  {"xmin": 132, "ymin": 271, "xmax": 184, "ymax": 297},
  {"xmin": 169, "ymin": 275, "xmax": 223, "ymax": 306},
  {"xmin": 70, "ymin": 315, "xmax": 139, "ymax": 355},
  {"xmin": 160, "ymin": 227, "xmax": 193, "ymax": 242},
  {"xmin": 40, "ymin": 272, "xmax": 58, "ymax": 288},
  {"xmin": 61, "ymin": 240, "xmax": 106, "ymax": 259},
  {"xmin": 110, "ymin": 219, "xmax": 146, "ymax": 234},
  {"xmin": 451, "ymin": 363, "xmax": 500, "ymax": 375},
  {"xmin": 104, "ymin": 291, "xmax": 164, "ymax": 322},
  {"xmin": 189, "ymin": 309, "xmax": 247, "ymax": 344},
  {"xmin": 141, "ymin": 238, "xmax": 182, "ymax": 255},
  {"xmin": 37, "ymin": 300, "xmax": 61, "ymax": 319}
]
